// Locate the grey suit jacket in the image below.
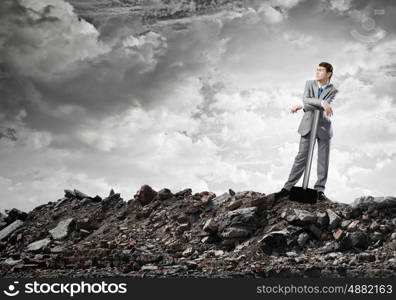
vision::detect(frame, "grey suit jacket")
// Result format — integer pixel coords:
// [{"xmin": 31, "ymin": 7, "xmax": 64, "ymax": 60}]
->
[{"xmin": 297, "ymin": 79, "xmax": 339, "ymax": 140}]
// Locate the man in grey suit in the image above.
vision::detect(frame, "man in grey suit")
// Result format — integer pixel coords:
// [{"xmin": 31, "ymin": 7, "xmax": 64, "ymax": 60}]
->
[{"xmin": 275, "ymin": 62, "xmax": 339, "ymax": 202}]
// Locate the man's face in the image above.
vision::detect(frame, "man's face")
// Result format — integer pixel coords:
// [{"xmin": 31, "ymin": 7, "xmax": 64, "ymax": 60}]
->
[{"xmin": 315, "ymin": 66, "xmax": 330, "ymax": 81}]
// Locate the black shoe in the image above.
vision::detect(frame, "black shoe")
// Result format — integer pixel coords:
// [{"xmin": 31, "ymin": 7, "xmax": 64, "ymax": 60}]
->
[
  {"xmin": 274, "ymin": 188, "xmax": 290, "ymax": 199},
  {"xmin": 318, "ymin": 191, "xmax": 331, "ymax": 202}
]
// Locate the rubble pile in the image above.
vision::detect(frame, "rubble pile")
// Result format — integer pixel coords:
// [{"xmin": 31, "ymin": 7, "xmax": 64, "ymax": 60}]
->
[{"xmin": 1, "ymin": 185, "xmax": 396, "ymax": 278}]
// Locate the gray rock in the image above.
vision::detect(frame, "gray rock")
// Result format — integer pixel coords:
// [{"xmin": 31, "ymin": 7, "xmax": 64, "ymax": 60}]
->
[
  {"xmin": 76, "ymin": 219, "xmax": 98, "ymax": 232},
  {"xmin": 203, "ymin": 218, "xmax": 218, "ymax": 232},
  {"xmin": 134, "ymin": 185, "xmax": 157, "ymax": 206},
  {"xmin": 50, "ymin": 245, "xmax": 66, "ymax": 253},
  {"xmin": 102, "ymin": 193, "xmax": 122, "ymax": 206},
  {"xmin": 338, "ymin": 234, "xmax": 352, "ymax": 250},
  {"xmin": 141, "ymin": 264, "xmax": 159, "ymax": 271},
  {"xmin": 92, "ymin": 195, "xmax": 102, "ymax": 202},
  {"xmin": 390, "ymin": 232, "xmax": 396, "ymax": 241},
  {"xmin": 341, "ymin": 208, "xmax": 352, "ymax": 219},
  {"xmin": 387, "ymin": 258, "xmax": 396, "ymax": 266},
  {"xmin": 26, "ymin": 238, "xmax": 51, "ymax": 252},
  {"xmin": 297, "ymin": 232, "xmax": 310, "ymax": 246},
  {"xmin": 293, "ymin": 209, "xmax": 317, "ymax": 223},
  {"xmin": 49, "ymin": 218, "xmax": 75, "ymax": 240},
  {"xmin": 316, "ymin": 212, "xmax": 329, "ymax": 227},
  {"xmin": 210, "ymin": 192, "xmax": 231, "ymax": 208},
  {"xmin": 341, "ymin": 220, "xmax": 352, "ymax": 229},
  {"xmin": 54, "ymin": 197, "xmax": 69, "ymax": 208},
  {"xmin": 264, "ymin": 224, "xmax": 281, "ymax": 233},
  {"xmin": 286, "ymin": 214, "xmax": 297, "ymax": 223},
  {"xmin": 349, "ymin": 256, "xmax": 358, "ymax": 266},
  {"xmin": 258, "ymin": 230, "xmax": 289, "ymax": 255},
  {"xmin": 294, "ymin": 255, "xmax": 308, "ymax": 263},
  {"xmin": 64, "ymin": 189, "xmax": 76, "ymax": 198},
  {"xmin": 174, "ymin": 188, "xmax": 192, "ymax": 198},
  {"xmin": 158, "ymin": 188, "xmax": 172, "ymax": 200},
  {"xmin": 340, "ymin": 231, "xmax": 369, "ymax": 250},
  {"xmin": 317, "ymin": 241, "xmax": 340, "ymax": 254},
  {"xmin": 324, "ymin": 252, "xmax": 339, "ymax": 260},
  {"xmin": 352, "ymin": 196, "xmax": 396, "ymax": 211},
  {"xmin": 286, "ymin": 251, "xmax": 297, "ymax": 257},
  {"xmin": 215, "ymin": 207, "xmax": 258, "ymax": 233},
  {"xmin": 215, "ymin": 207, "xmax": 259, "ymax": 242},
  {"xmin": 349, "ymin": 231, "xmax": 369, "ymax": 249},
  {"xmin": 326, "ymin": 209, "xmax": 342, "ymax": 229},
  {"xmin": 74, "ymin": 189, "xmax": 91, "ymax": 200},
  {"xmin": 371, "ymin": 232, "xmax": 384, "ymax": 242},
  {"xmin": 342, "ymin": 206, "xmax": 362, "ymax": 219},
  {"xmin": 220, "ymin": 227, "xmax": 251, "ymax": 239},
  {"xmin": 379, "ymin": 224, "xmax": 389, "ymax": 234},
  {"xmin": 4, "ymin": 208, "xmax": 27, "ymax": 222},
  {"xmin": 308, "ymin": 224, "xmax": 322, "ymax": 239},
  {"xmin": 80, "ymin": 197, "xmax": 93, "ymax": 206},
  {"xmin": 351, "ymin": 207, "xmax": 362, "ymax": 218},
  {"xmin": 234, "ymin": 191, "xmax": 249, "ymax": 200},
  {"xmin": 2, "ymin": 258, "xmax": 23, "ymax": 266},
  {"xmin": 0, "ymin": 212, "xmax": 7, "ymax": 223},
  {"xmin": 0, "ymin": 219, "xmax": 24, "ymax": 241}
]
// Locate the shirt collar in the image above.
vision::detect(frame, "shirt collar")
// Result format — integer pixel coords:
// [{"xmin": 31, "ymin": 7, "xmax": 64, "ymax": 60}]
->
[{"xmin": 317, "ymin": 80, "xmax": 330, "ymax": 89}]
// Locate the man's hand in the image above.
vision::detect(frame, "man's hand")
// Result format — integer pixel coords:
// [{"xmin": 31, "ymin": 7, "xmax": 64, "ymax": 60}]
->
[
  {"xmin": 290, "ymin": 104, "xmax": 303, "ymax": 113},
  {"xmin": 322, "ymin": 102, "xmax": 333, "ymax": 117}
]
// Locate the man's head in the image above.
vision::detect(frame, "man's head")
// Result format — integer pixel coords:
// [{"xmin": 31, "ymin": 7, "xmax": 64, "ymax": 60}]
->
[{"xmin": 315, "ymin": 62, "xmax": 333, "ymax": 83}]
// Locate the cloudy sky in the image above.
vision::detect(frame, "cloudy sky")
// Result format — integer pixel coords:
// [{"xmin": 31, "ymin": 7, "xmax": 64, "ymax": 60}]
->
[{"xmin": 1, "ymin": 0, "xmax": 395, "ymax": 212}]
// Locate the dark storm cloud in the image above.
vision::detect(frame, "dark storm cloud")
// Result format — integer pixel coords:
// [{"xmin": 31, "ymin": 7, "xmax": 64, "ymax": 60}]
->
[{"xmin": 0, "ymin": 0, "xmax": 228, "ymax": 144}]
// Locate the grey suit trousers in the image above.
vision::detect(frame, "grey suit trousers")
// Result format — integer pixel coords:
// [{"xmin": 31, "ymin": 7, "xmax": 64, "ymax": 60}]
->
[{"xmin": 283, "ymin": 133, "xmax": 330, "ymax": 192}]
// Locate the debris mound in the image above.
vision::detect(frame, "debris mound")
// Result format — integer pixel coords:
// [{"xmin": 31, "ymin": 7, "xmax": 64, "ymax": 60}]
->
[{"xmin": 1, "ymin": 187, "xmax": 395, "ymax": 278}]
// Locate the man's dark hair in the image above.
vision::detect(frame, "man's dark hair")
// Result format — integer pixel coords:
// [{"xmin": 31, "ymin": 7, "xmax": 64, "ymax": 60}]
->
[{"xmin": 319, "ymin": 62, "xmax": 333, "ymax": 81}]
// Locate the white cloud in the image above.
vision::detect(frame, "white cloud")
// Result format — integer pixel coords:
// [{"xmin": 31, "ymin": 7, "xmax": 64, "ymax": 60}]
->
[
  {"xmin": 258, "ymin": 2, "xmax": 285, "ymax": 24},
  {"xmin": 329, "ymin": 0, "xmax": 353, "ymax": 13},
  {"xmin": 282, "ymin": 32, "xmax": 313, "ymax": 47}
]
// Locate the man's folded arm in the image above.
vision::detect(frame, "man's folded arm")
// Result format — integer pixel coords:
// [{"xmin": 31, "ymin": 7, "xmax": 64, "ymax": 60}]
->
[
  {"xmin": 303, "ymin": 97, "xmax": 323, "ymax": 108},
  {"xmin": 302, "ymin": 83, "xmax": 338, "ymax": 112},
  {"xmin": 302, "ymin": 80, "xmax": 323, "ymax": 112},
  {"xmin": 303, "ymin": 103, "xmax": 321, "ymax": 112}
]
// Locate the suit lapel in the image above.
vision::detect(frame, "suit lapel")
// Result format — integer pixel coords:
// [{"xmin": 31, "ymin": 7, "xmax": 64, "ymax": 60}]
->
[
  {"xmin": 320, "ymin": 84, "xmax": 333, "ymax": 99},
  {"xmin": 313, "ymin": 80, "xmax": 318, "ymax": 98}
]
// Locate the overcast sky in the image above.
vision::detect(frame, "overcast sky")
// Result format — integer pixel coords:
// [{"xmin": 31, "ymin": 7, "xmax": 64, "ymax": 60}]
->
[{"xmin": 1, "ymin": 0, "xmax": 395, "ymax": 212}]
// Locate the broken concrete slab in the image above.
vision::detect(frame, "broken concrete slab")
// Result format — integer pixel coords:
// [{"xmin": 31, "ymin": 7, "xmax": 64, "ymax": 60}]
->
[
  {"xmin": 0, "ymin": 219, "xmax": 24, "ymax": 241},
  {"xmin": 49, "ymin": 218, "xmax": 75, "ymax": 240},
  {"xmin": 26, "ymin": 238, "xmax": 51, "ymax": 252}
]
